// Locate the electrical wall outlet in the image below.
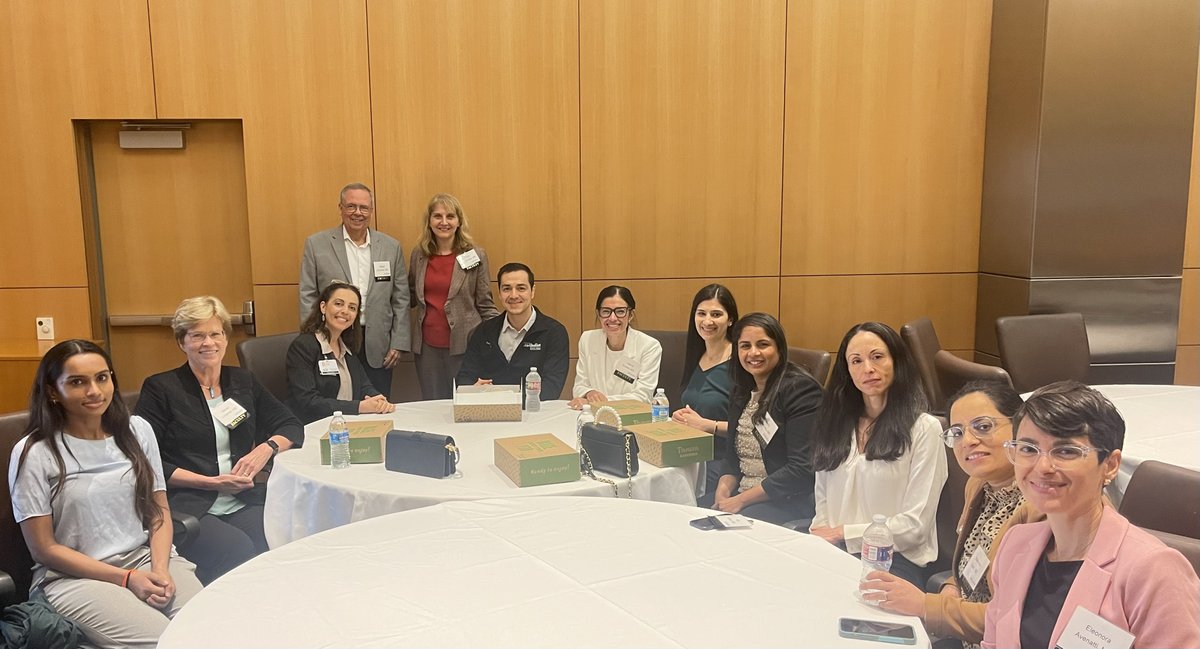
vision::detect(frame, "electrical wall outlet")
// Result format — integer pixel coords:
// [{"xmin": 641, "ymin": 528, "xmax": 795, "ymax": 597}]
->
[{"xmin": 36, "ymin": 317, "xmax": 54, "ymax": 341}]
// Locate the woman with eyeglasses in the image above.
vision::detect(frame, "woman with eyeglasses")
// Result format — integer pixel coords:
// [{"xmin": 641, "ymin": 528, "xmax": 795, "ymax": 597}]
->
[
  {"xmin": 809, "ymin": 322, "xmax": 948, "ymax": 588},
  {"xmin": 135, "ymin": 296, "xmax": 304, "ymax": 584},
  {"xmin": 982, "ymin": 381, "xmax": 1199, "ymax": 649},
  {"xmin": 857, "ymin": 380, "xmax": 1043, "ymax": 649},
  {"xmin": 9, "ymin": 340, "xmax": 203, "ymax": 648},
  {"xmin": 569, "ymin": 285, "xmax": 662, "ymax": 408},
  {"xmin": 408, "ymin": 194, "xmax": 499, "ymax": 400},
  {"xmin": 286, "ymin": 281, "xmax": 395, "ymax": 424}
]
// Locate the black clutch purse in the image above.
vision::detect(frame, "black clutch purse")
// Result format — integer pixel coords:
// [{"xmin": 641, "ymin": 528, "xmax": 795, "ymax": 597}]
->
[
  {"xmin": 385, "ymin": 430, "xmax": 460, "ymax": 478},
  {"xmin": 579, "ymin": 406, "xmax": 639, "ymax": 497}
]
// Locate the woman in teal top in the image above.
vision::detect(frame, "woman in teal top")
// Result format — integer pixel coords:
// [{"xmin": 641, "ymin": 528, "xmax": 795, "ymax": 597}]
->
[{"xmin": 671, "ymin": 284, "xmax": 739, "ymax": 494}]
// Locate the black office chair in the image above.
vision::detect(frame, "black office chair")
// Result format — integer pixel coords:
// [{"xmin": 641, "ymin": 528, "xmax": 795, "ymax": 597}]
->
[
  {"xmin": 643, "ymin": 330, "xmax": 688, "ymax": 408},
  {"xmin": 901, "ymin": 317, "xmax": 946, "ymax": 415},
  {"xmin": 235, "ymin": 332, "xmax": 300, "ymax": 403},
  {"xmin": 995, "ymin": 313, "xmax": 1090, "ymax": 393},
  {"xmin": 789, "ymin": 347, "xmax": 832, "ymax": 387}
]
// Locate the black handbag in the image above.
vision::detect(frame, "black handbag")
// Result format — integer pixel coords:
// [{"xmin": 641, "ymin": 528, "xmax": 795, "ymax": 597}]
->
[
  {"xmin": 579, "ymin": 407, "xmax": 639, "ymax": 497},
  {"xmin": 385, "ymin": 430, "xmax": 460, "ymax": 478}
]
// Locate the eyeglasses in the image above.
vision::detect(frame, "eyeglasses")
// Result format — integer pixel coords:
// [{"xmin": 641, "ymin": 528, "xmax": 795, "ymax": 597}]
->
[
  {"xmin": 598, "ymin": 307, "xmax": 630, "ymax": 318},
  {"xmin": 941, "ymin": 416, "xmax": 1009, "ymax": 448},
  {"xmin": 340, "ymin": 203, "xmax": 373, "ymax": 215},
  {"xmin": 1003, "ymin": 440, "xmax": 1107, "ymax": 467},
  {"xmin": 186, "ymin": 331, "xmax": 226, "ymax": 344}
]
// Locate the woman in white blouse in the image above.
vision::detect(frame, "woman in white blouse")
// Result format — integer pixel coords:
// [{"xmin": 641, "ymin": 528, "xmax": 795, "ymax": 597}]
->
[
  {"xmin": 569, "ymin": 285, "xmax": 662, "ymax": 408},
  {"xmin": 809, "ymin": 321, "xmax": 948, "ymax": 588}
]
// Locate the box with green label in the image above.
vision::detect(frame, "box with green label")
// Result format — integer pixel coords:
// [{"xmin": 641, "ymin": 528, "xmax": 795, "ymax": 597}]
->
[
  {"xmin": 625, "ymin": 420, "xmax": 714, "ymax": 467},
  {"xmin": 600, "ymin": 400, "xmax": 653, "ymax": 426},
  {"xmin": 319, "ymin": 419, "xmax": 393, "ymax": 465},
  {"xmin": 494, "ymin": 433, "xmax": 580, "ymax": 487}
]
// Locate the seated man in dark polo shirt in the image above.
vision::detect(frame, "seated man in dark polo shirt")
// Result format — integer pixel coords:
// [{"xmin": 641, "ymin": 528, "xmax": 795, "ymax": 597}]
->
[{"xmin": 456, "ymin": 262, "xmax": 569, "ymax": 399}]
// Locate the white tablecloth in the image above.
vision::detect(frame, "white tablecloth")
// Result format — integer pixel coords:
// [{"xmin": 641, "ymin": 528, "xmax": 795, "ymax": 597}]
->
[
  {"xmin": 1093, "ymin": 384, "xmax": 1200, "ymax": 502},
  {"xmin": 160, "ymin": 498, "xmax": 929, "ymax": 648},
  {"xmin": 264, "ymin": 400, "xmax": 700, "ymax": 547}
]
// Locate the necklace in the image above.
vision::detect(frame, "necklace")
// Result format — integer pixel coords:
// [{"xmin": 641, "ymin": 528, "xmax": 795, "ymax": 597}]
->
[{"xmin": 202, "ymin": 385, "xmax": 216, "ymax": 398}]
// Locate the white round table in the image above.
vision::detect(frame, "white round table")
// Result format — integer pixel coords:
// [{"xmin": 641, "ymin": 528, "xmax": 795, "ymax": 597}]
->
[
  {"xmin": 1092, "ymin": 384, "xmax": 1200, "ymax": 502},
  {"xmin": 264, "ymin": 400, "xmax": 701, "ymax": 547},
  {"xmin": 160, "ymin": 498, "xmax": 930, "ymax": 648}
]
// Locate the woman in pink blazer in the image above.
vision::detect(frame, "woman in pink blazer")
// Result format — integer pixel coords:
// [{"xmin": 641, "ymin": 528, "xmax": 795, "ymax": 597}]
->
[
  {"xmin": 408, "ymin": 194, "xmax": 499, "ymax": 400},
  {"xmin": 983, "ymin": 381, "xmax": 1200, "ymax": 649}
]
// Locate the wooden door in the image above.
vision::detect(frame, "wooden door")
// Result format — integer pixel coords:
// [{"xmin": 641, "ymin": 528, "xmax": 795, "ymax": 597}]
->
[{"xmin": 89, "ymin": 120, "xmax": 253, "ymax": 389}]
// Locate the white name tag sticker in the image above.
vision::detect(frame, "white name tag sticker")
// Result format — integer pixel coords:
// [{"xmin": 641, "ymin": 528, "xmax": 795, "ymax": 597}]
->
[
  {"xmin": 961, "ymin": 545, "xmax": 990, "ymax": 591},
  {"xmin": 756, "ymin": 413, "xmax": 779, "ymax": 445},
  {"xmin": 318, "ymin": 359, "xmax": 339, "ymax": 375},
  {"xmin": 211, "ymin": 398, "xmax": 249, "ymax": 429},
  {"xmin": 1057, "ymin": 606, "xmax": 1134, "ymax": 649},
  {"xmin": 373, "ymin": 260, "xmax": 391, "ymax": 280},
  {"xmin": 613, "ymin": 356, "xmax": 639, "ymax": 384},
  {"xmin": 456, "ymin": 249, "xmax": 481, "ymax": 270}
]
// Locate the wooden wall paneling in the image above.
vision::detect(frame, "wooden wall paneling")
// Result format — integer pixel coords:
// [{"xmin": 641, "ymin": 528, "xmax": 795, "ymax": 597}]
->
[
  {"xmin": 1185, "ymin": 58, "xmax": 1199, "ymax": 270},
  {"xmin": 0, "ymin": 360, "xmax": 39, "ymax": 413},
  {"xmin": 578, "ymin": 278, "xmax": 781, "ymax": 334},
  {"xmin": 1180, "ymin": 269, "xmax": 1199, "ymax": 346},
  {"xmin": 149, "ymin": 0, "xmax": 375, "ymax": 285},
  {"xmin": 777, "ymin": 273, "xmax": 978, "ymax": 353},
  {"xmin": 782, "ymin": 0, "xmax": 993, "ymax": 275},
  {"xmin": 0, "ymin": 0, "xmax": 155, "ymax": 288},
  {"xmin": 0, "ymin": 289, "xmax": 93, "ymax": 340},
  {"xmin": 530, "ymin": 281, "xmax": 583, "ymax": 360},
  {"xmin": 579, "ymin": 0, "xmax": 786, "ymax": 279},
  {"xmin": 369, "ymin": 0, "xmax": 581, "ymax": 280},
  {"xmin": 253, "ymin": 284, "xmax": 303, "ymax": 337}
]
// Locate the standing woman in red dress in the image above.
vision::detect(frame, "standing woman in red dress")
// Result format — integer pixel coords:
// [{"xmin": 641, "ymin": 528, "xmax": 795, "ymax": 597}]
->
[{"xmin": 408, "ymin": 194, "xmax": 500, "ymax": 400}]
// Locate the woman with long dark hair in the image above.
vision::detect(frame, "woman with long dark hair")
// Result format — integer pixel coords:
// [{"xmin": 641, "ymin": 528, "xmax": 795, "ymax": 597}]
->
[
  {"xmin": 696, "ymin": 313, "xmax": 823, "ymax": 525},
  {"xmin": 810, "ymin": 321, "xmax": 947, "ymax": 588},
  {"xmin": 671, "ymin": 283, "xmax": 738, "ymax": 493},
  {"xmin": 569, "ymin": 285, "xmax": 661, "ymax": 407},
  {"xmin": 287, "ymin": 281, "xmax": 394, "ymax": 423},
  {"xmin": 9, "ymin": 340, "xmax": 202, "ymax": 648}
]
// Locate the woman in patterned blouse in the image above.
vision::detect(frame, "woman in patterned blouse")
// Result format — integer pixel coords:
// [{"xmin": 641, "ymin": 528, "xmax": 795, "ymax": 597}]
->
[{"xmin": 858, "ymin": 380, "xmax": 1041, "ymax": 647}]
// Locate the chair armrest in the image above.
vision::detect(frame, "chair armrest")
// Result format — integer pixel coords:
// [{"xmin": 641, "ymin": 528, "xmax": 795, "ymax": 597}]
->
[
  {"xmin": 926, "ymin": 569, "xmax": 953, "ymax": 594},
  {"xmin": 172, "ymin": 512, "xmax": 202, "ymax": 551},
  {"xmin": 0, "ymin": 568, "xmax": 18, "ymax": 608}
]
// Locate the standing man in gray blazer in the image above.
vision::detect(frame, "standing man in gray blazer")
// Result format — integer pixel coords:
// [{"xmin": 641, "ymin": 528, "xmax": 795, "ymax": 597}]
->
[{"xmin": 299, "ymin": 183, "xmax": 410, "ymax": 398}]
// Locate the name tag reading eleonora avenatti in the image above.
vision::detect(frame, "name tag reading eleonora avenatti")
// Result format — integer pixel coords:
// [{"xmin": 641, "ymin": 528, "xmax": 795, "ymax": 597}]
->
[{"xmin": 1056, "ymin": 607, "xmax": 1134, "ymax": 649}]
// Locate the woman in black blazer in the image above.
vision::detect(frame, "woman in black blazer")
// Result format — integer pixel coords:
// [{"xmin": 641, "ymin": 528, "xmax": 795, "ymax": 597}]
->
[
  {"xmin": 286, "ymin": 282, "xmax": 395, "ymax": 424},
  {"xmin": 135, "ymin": 296, "xmax": 304, "ymax": 584},
  {"xmin": 697, "ymin": 312, "xmax": 823, "ymax": 526}
]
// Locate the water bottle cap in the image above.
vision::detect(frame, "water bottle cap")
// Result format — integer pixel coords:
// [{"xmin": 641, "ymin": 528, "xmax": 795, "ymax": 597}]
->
[
  {"xmin": 333, "ymin": 411, "xmax": 343, "ymax": 416},
  {"xmin": 656, "ymin": 388, "xmax": 665, "ymax": 394},
  {"xmin": 872, "ymin": 514, "xmax": 887, "ymax": 524},
  {"xmin": 530, "ymin": 367, "xmax": 537, "ymax": 371},
  {"xmin": 582, "ymin": 405, "xmax": 591, "ymax": 412}
]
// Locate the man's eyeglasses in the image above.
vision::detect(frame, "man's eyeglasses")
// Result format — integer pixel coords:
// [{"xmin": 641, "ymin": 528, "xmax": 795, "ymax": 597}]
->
[
  {"xmin": 1003, "ymin": 440, "xmax": 1107, "ymax": 466},
  {"xmin": 340, "ymin": 203, "xmax": 373, "ymax": 215},
  {"xmin": 941, "ymin": 416, "xmax": 1009, "ymax": 448},
  {"xmin": 598, "ymin": 307, "xmax": 630, "ymax": 318}
]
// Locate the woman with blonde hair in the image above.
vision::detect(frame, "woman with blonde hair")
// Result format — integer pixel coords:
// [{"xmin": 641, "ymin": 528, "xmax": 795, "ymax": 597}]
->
[
  {"xmin": 135, "ymin": 296, "xmax": 303, "ymax": 583},
  {"xmin": 408, "ymin": 194, "xmax": 499, "ymax": 399}
]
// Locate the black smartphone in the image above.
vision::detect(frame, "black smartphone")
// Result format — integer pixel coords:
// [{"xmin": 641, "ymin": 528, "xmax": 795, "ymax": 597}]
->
[
  {"xmin": 689, "ymin": 514, "xmax": 754, "ymax": 530},
  {"xmin": 837, "ymin": 618, "xmax": 917, "ymax": 645}
]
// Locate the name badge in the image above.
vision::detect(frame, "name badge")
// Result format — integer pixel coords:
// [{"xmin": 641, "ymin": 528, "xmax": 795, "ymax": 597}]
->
[
  {"xmin": 755, "ymin": 413, "xmax": 779, "ymax": 445},
  {"xmin": 1057, "ymin": 606, "xmax": 1134, "ymax": 649},
  {"xmin": 613, "ymin": 356, "xmax": 639, "ymax": 384},
  {"xmin": 211, "ymin": 398, "xmax": 249, "ymax": 429},
  {"xmin": 456, "ymin": 249, "xmax": 481, "ymax": 270},
  {"xmin": 318, "ymin": 359, "xmax": 340, "ymax": 375},
  {"xmin": 961, "ymin": 545, "xmax": 990, "ymax": 591},
  {"xmin": 373, "ymin": 260, "xmax": 391, "ymax": 281},
  {"xmin": 523, "ymin": 342, "xmax": 542, "ymax": 351}
]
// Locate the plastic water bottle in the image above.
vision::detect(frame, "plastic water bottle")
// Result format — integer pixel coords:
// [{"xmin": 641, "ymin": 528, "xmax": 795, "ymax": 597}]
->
[
  {"xmin": 329, "ymin": 411, "xmax": 351, "ymax": 469},
  {"xmin": 859, "ymin": 514, "xmax": 894, "ymax": 604},
  {"xmin": 576, "ymin": 405, "xmax": 594, "ymax": 468},
  {"xmin": 651, "ymin": 388, "xmax": 670, "ymax": 422},
  {"xmin": 525, "ymin": 367, "xmax": 542, "ymax": 412}
]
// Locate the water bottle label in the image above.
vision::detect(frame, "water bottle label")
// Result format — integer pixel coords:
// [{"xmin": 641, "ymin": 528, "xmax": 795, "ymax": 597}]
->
[
  {"xmin": 864, "ymin": 544, "xmax": 893, "ymax": 563},
  {"xmin": 331, "ymin": 431, "xmax": 349, "ymax": 444},
  {"xmin": 527, "ymin": 380, "xmax": 541, "ymax": 392},
  {"xmin": 652, "ymin": 405, "xmax": 668, "ymax": 419}
]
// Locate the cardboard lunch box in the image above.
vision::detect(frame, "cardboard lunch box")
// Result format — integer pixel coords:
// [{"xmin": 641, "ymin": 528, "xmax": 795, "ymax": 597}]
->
[
  {"xmin": 494, "ymin": 433, "xmax": 581, "ymax": 487},
  {"xmin": 319, "ymin": 418, "xmax": 393, "ymax": 464},
  {"xmin": 454, "ymin": 384, "xmax": 523, "ymax": 422},
  {"xmin": 599, "ymin": 399, "xmax": 654, "ymax": 427},
  {"xmin": 625, "ymin": 420, "xmax": 714, "ymax": 467}
]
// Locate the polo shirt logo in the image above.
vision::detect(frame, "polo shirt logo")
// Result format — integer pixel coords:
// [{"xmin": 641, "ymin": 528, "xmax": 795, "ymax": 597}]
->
[{"xmin": 523, "ymin": 342, "xmax": 542, "ymax": 351}]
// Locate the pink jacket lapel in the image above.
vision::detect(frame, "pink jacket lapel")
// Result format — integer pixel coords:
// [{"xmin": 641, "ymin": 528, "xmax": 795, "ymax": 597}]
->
[{"xmin": 1050, "ymin": 507, "xmax": 1125, "ymax": 647}]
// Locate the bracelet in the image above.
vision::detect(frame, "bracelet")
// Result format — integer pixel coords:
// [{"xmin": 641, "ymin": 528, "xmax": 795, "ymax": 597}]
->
[{"xmin": 121, "ymin": 569, "xmax": 134, "ymax": 589}]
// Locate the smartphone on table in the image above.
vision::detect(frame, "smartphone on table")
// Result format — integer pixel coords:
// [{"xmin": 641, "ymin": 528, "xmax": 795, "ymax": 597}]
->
[
  {"xmin": 689, "ymin": 514, "xmax": 754, "ymax": 530},
  {"xmin": 837, "ymin": 617, "xmax": 917, "ymax": 645}
]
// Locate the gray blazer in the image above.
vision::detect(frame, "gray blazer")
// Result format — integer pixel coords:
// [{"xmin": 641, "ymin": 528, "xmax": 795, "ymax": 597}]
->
[
  {"xmin": 408, "ymin": 246, "xmax": 500, "ymax": 356},
  {"xmin": 299, "ymin": 226, "xmax": 411, "ymax": 367}
]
